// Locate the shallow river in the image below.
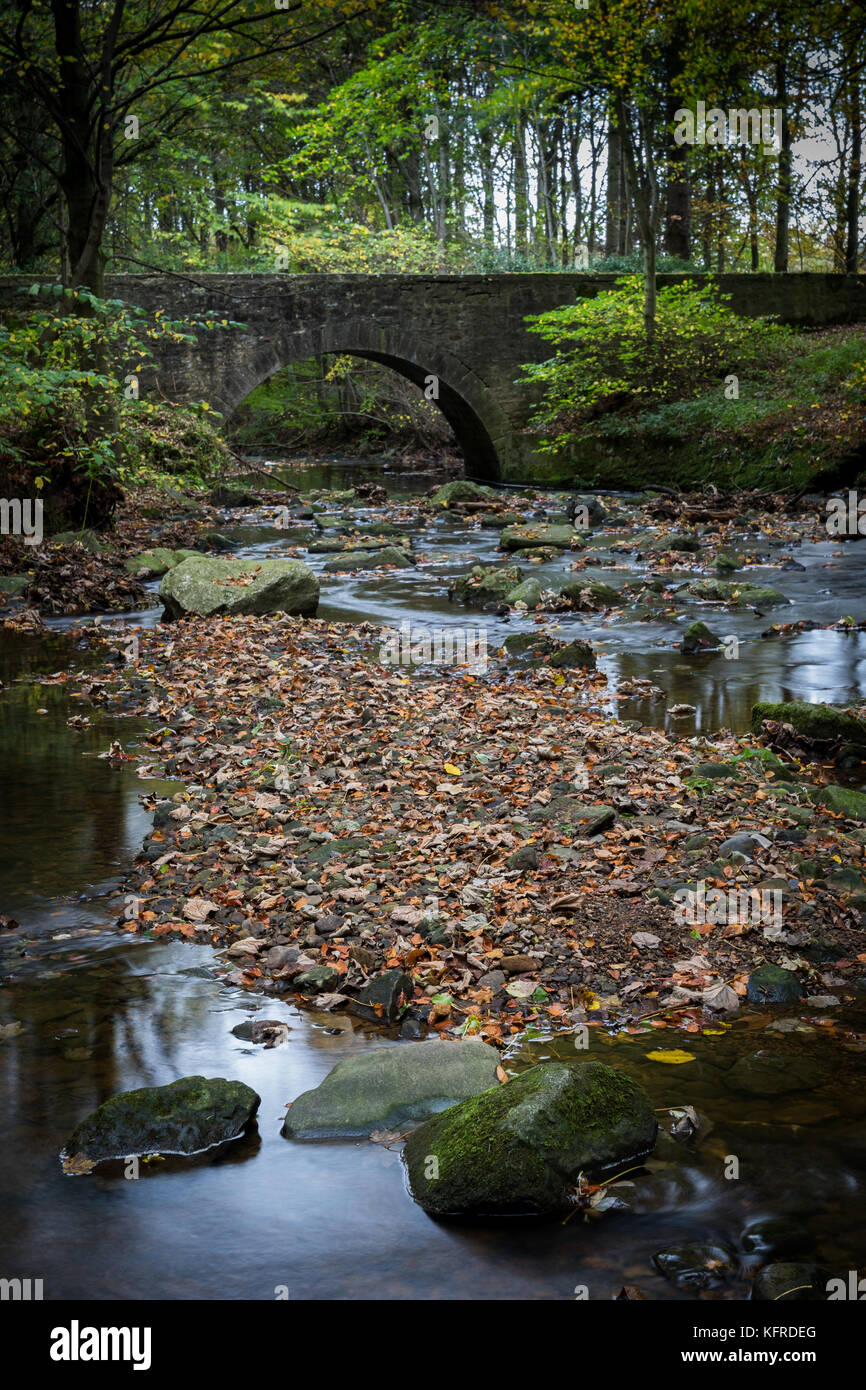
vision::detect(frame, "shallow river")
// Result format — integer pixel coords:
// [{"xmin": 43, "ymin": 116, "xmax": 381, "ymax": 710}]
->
[{"xmin": 1, "ymin": 460, "xmax": 865, "ymax": 1299}]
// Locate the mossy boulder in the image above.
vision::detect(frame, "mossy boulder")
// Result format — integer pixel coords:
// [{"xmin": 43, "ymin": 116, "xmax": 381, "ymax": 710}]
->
[
  {"xmin": 350, "ymin": 968, "xmax": 414, "ymax": 1023},
  {"xmin": 687, "ymin": 578, "xmax": 787, "ymax": 606},
  {"xmin": 0, "ymin": 574, "xmax": 29, "ymax": 596},
  {"xmin": 681, "ymin": 620, "xmax": 723, "ymax": 656},
  {"xmin": 62, "ymin": 1075, "xmax": 260, "ymax": 1165},
  {"xmin": 503, "ymin": 633, "xmax": 558, "ymax": 663},
  {"xmin": 711, "ymin": 551, "xmax": 740, "ymax": 572},
  {"xmin": 294, "ymin": 964, "xmax": 343, "ymax": 994},
  {"xmin": 558, "ymin": 577, "xmax": 622, "ymax": 609},
  {"xmin": 402, "ymin": 1060, "xmax": 657, "ymax": 1217},
  {"xmin": 125, "ymin": 546, "xmax": 199, "ymax": 577},
  {"xmin": 209, "ymin": 484, "xmax": 258, "ymax": 507},
  {"xmin": 452, "ymin": 564, "xmax": 524, "ymax": 608},
  {"xmin": 321, "ymin": 546, "xmax": 411, "ymax": 572},
  {"xmin": 53, "ymin": 528, "xmax": 106, "ymax": 555},
  {"xmin": 500, "ymin": 523, "xmax": 577, "ymax": 552},
  {"xmin": 505, "ymin": 578, "xmax": 544, "ymax": 609},
  {"xmin": 640, "ymin": 532, "xmax": 701, "ymax": 555},
  {"xmin": 282, "ymin": 1039, "xmax": 501, "ymax": 1139},
  {"xmin": 752, "ymin": 1263, "xmax": 832, "ymax": 1301},
  {"xmin": 745, "ymin": 965, "xmax": 802, "ymax": 1005},
  {"xmin": 547, "ymin": 639, "xmax": 596, "ymax": 669},
  {"xmin": 569, "ymin": 494, "xmax": 607, "ymax": 526},
  {"xmin": 809, "ymin": 783, "xmax": 866, "ymax": 820},
  {"xmin": 432, "ymin": 480, "xmax": 497, "ymax": 508},
  {"xmin": 751, "ymin": 701, "xmax": 866, "ymax": 747},
  {"xmin": 159, "ymin": 554, "xmax": 318, "ymax": 618}
]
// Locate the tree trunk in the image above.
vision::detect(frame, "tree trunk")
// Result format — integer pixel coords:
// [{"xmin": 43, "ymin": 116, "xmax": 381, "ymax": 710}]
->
[
  {"xmin": 662, "ymin": 37, "xmax": 691, "ymax": 260},
  {"xmin": 616, "ymin": 96, "xmax": 656, "ymax": 341},
  {"xmin": 605, "ymin": 116, "xmax": 625, "ymax": 256},
  {"xmin": 52, "ymin": 0, "xmax": 112, "ymax": 295},
  {"xmin": 846, "ymin": 84, "xmax": 862, "ymax": 273},
  {"xmin": 512, "ymin": 116, "xmax": 529, "ymax": 254},
  {"xmin": 773, "ymin": 58, "xmax": 792, "ymax": 273}
]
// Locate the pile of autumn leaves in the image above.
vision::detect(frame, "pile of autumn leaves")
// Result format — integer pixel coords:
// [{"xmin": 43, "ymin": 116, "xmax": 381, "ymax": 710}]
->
[{"xmin": 89, "ymin": 613, "xmax": 864, "ymax": 1044}]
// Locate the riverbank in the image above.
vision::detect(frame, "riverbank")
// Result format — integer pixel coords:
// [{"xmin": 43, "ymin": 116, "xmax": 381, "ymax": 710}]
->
[
  {"xmin": 520, "ymin": 322, "xmax": 866, "ymax": 492},
  {"xmin": 72, "ymin": 611, "xmax": 866, "ymax": 1047}
]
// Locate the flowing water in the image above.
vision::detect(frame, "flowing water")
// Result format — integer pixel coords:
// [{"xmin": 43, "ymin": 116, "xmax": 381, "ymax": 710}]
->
[{"xmin": 2, "ymin": 458, "xmax": 865, "ymax": 1300}]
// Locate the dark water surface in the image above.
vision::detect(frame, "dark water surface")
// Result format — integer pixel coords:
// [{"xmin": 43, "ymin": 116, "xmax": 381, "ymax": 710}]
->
[{"xmin": 0, "ymin": 931, "xmax": 864, "ymax": 1300}]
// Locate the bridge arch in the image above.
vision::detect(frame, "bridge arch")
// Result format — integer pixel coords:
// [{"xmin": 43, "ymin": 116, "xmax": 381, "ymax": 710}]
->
[{"xmin": 221, "ymin": 322, "xmax": 508, "ymax": 482}]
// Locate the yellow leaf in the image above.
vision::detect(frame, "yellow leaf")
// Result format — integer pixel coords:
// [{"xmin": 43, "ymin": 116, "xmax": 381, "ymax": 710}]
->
[
  {"xmin": 443, "ymin": 763, "xmax": 461, "ymax": 776},
  {"xmin": 645, "ymin": 1049, "xmax": 696, "ymax": 1065}
]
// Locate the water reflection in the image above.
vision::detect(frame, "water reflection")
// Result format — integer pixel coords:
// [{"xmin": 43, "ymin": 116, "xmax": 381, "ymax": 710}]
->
[
  {"xmin": 0, "ymin": 628, "xmax": 177, "ymax": 931},
  {"xmin": 0, "ymin": 936, "xmax": 864, "ymax": 1300}
]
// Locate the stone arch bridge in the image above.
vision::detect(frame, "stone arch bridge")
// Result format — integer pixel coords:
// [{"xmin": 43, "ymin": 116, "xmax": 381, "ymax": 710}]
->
[{"xmin": 1, "ymin": 271, "xmax": 864, "ymax": 483}]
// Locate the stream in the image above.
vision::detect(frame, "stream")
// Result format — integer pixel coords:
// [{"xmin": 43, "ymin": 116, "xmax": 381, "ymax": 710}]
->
[{"xmin": 1, "ymin": 458, "xmax": 865, "ymax": 1300}]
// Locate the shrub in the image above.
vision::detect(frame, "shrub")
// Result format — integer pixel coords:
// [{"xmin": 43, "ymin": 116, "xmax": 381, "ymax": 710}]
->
[{"xmin": 520, "ymin": 276, "xmax": 794, "ymax": 454}]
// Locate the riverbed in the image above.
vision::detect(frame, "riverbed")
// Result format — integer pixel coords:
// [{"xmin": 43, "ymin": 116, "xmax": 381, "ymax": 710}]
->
[{"xmin": 1, "ymin": 460, "xmax": 865, "ymax": 1300}]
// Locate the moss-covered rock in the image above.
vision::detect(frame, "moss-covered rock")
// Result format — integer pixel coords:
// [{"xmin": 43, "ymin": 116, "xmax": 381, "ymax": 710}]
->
[
  {"xmin": 500, "ymin": 523, "xmax": 577, "ymax": 552},
  {"xmin": 547, "ymin": 639, "xmax": 596, "ymax": 669},
  {"xmin": 124, "ymin": 547, "xmax": 199, "ymax": 577},
  {"xmin": 294, "ymin": 965, "xmax": 343, "ymax": 993},
  {"xmin": 432, "ymin": 480, "xmax": 498, "ymax": 507},
  {"xmin": 62, "ymin": 1075, "xmax": 260, "ymax": 1166},
  {"xmin": 752, "ymin": 1263, "xmax": 832, "ymax": 1302},
  {"xmin": 0, "ymin": 574, "xmax": 29, "ymax": 596},
  {"xmin": 350, "ymin": 968, "xmax": 414, "ymax": 1023},
  {"xmin": 558, "ymin": 577, "xmax": 622, "ymax": 609},
  {"xmin": 402, "ymin": 1060, "xmax": 657, "ymax": 1217},
  {"xmin": 809, "ymin": 783, "xmax": 866, "ymax": 820},
  {"xmin": 711, "ymin": 551, "xmax": 740, "ymax": 572},
  {"xmin": 751, "ymin": 701, "xmax": 866, "ymax": 747},
  {"xmin": 687, "ymin": 578, "xmax": 787, "ymax": 606},
  {"xmin": 159, "ymin": 554, "xmax": 318, "ymax": 617},
  {"xmin": 639, "ymin": 532, "xmax": 701, "ymax": 555},
  {"xmin": 321, "ymin": 546, "xmax": 411, "ymax": 572},
  {"xmin": 505, "ymin": 578, "xmax": 544, "ymax": 609},
  {"xmin": 745, "ymin": 964, "xmax": 802, "ymax": 1005},
  {"xmin": 503, "ymin": 632, "xmax": 552, "ymax": 660},
  {"xmin": 52, "ymin": 528, "xmax": 106, "ymax": 555},
  {"xmin": 452, "ymin": 564, "xmax": 524, "ymax": 607},
  {"xmin": 209, "ymin": 483, "xmax": 258, "ymax": 507},
  {"xmin": 282, "ymin": 1039, "xmax": 501, "ymax": 1139},
  {"xmin": 681, "ymin": 620, "xmax": 723, "ymax": 655}
]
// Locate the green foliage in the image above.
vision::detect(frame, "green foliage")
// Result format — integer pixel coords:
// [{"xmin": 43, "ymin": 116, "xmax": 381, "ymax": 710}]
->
[
  {"xmin": 0, "ymin": 284, "xmax": 236, "ymax": 489},
  {"xmin": 120, "ymin": 403, "xmax": 229, "ymax": 486},
  {"xmin": 231, "ymin": 353, "xmax": 451, "ymax": 453},
  {"xmin": 521, "ymin": 276, "xmax": 794, "ymax": 453},
  {"xmin": 589, "ymin": 252, "xmax": 698, "ymax": 274}
]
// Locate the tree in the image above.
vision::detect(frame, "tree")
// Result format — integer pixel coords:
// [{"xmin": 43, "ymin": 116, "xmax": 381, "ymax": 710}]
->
[{"xmin": 0, "ymin": 0, "xmax": 365, "ymax": 294}]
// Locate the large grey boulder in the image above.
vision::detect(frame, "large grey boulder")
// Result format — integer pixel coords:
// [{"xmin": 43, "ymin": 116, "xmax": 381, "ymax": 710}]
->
[
  {"xmin": 403, "ymin": 1060, "xmax": 657, "ymax": 1217},
  {"xmin": 281, "ymin": 1039, "xmax": 501, "ymax": 1139},
  {"xmin": 62, "ymin": 1076, "xmax": 260, "ymax": 1167},
  {"xmin": 159, "ymin": 554, "xmax": 318, "ymax": 617}
]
